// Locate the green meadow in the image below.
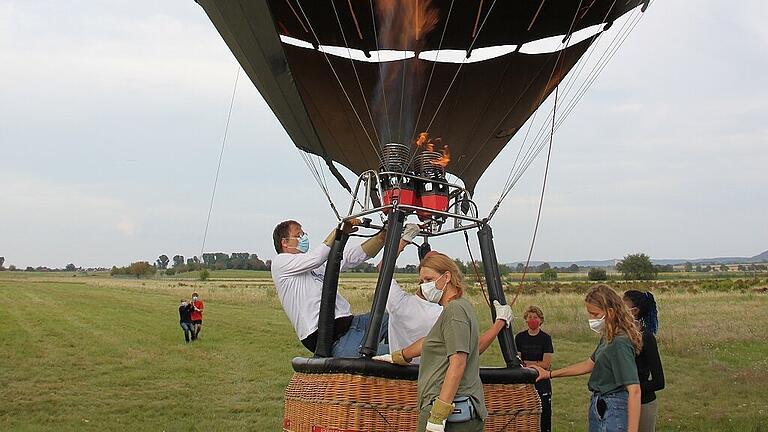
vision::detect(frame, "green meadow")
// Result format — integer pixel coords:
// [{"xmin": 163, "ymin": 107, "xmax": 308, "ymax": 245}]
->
[{"xmin": 1, "ymin": 272, "xmax": 767, "ymax": 431}]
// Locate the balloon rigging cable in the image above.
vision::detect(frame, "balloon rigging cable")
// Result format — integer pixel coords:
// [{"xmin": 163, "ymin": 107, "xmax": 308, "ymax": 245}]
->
[{"xmin": 199, "ymin": 65, "xmax": 240, "ymax": 260}]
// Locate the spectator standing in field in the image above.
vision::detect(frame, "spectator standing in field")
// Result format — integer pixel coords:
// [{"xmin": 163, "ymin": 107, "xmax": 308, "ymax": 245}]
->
[
  {"xmin": 624, "ymin": 290, "xmax": 665, "ymax": 432},
  {"xmin": 190, "ymin": 292, "xmax": 204, "ymax": 340},
  {"xmin": 530, "ymin": 284, "xmax": 642, "ymax": 432},
  {"xmin": 515, "ymin": 305, "xmax": 554, "ymax": 432},
  {"xmin": 178, "ymin": 299, "xmax": 195, "ymax": 343}
]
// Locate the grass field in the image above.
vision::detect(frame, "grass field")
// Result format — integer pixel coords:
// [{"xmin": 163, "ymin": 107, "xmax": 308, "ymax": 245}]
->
[{"xmin": 1, "ymin": 273, "xmax": 767, "ymax": 431}]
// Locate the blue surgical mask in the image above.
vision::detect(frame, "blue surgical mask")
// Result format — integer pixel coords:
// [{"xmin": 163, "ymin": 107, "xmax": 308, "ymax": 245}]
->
[{"xmin": 295, "ymin": 234, "xmax": 310, "ymax": 253}]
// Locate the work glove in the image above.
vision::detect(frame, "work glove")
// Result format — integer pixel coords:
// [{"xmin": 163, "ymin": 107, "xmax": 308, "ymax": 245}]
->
[
  {"xmin": 324, "ymin": 219, "xmax": 361, "ymax": 247},
  {"xmin": 493, "ymin": 300, "xmax": 513, "ymax": 328},
  {"xmin": 426, "ymin": 398, "xmax": 453, "ymax": 431},
  {"xmin": 401, "ymin": 223, "xmax": 420, "ymax": 244},
  {"xmin": 361, "ymin": 228, "xmax": 387, "ymax": 257},
  {"xmin": 372, "ymin": 350, "xmax": 410, "ymax": 366}
]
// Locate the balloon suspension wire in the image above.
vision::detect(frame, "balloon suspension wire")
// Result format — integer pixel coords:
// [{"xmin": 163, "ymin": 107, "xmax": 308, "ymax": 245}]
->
[
  {"xmin": 487, "ymin": 0, "xmax": 648, "ymax": 219},
  {"xmin": 200, "ymin": 66, "xmax": 240, "ymax": 259},
  {"xmin": 330, "ymin": 0, "xmax": 382, "ymax": 150},
  {"xmin": 459, "ymin": 0, "xmax": 586, "ymax": 204},
  {"xmin": 297, "ymin": 151, "xmax": 342, "ymax": 220},
  {"xmin": 295, "ymin": 1, "xmax": 383, "ymax": 164},
  {"xmin": 511, "ymin": 85, "xmax": 557, "ymax": 307},
  {"xmin": 464, "ymin": 230, "xmax": 490, "ymax": 307},
  {"xmin": 404, "ymin": 0, "xmax": 495, "ymax": 171},
  {"xmin": 369, "ymin": 0, "xmax": 393, "ymax": 143}
]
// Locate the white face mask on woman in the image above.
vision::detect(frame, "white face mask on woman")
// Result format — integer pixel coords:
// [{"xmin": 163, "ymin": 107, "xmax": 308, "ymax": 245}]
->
[
  {"xmin": 588, "ymin": 315, "xmax": 606, "ymax": 333},
  {"xmin": 420, "ymin": 272, "xmax": 448, "ymax": 304}
]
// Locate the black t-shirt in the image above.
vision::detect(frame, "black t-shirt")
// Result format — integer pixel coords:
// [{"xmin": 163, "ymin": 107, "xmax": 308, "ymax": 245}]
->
[
  {"xmin": 515, "ymin": 330, "xmax": 554, "ymax": 394},
  {"xmin": 179, "ymin": 304, "xmax": 194, "ymax": 323},
  {"xmin": 636, "ymin": 329, "xmax": 665, "ymax": 404}
]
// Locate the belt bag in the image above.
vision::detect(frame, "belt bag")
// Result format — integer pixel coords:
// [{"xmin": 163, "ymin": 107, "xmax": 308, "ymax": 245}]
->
[{"xmin": 447, "ymin": 396, "xmax": 475, "ymax": 423}]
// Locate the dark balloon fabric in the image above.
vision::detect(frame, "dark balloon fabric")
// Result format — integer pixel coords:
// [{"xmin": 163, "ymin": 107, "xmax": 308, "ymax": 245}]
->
[{"xmin": 196, "ymin": 0, "xmax": 644, "ymax": 193}]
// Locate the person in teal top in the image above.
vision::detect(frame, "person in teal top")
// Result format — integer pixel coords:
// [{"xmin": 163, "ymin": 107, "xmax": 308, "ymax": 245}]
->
[
  {"xmin": 530, "ymin": 284, "xmax": 643, "ymax": 432},
  {"xmin": 374, "ymin": 251, "xmax": 486, "ymax": 432}
]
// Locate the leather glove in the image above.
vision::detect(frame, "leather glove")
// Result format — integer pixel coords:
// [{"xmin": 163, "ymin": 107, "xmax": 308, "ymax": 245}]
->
[
  {"xmin": 427, "ymin": 398, "xmax": 453, "ymax": 431},
  {"xmin": 401, "ymin": 223, "xmax": 420, "ymax": 244},
  {"xmin": 323, "ymin": 219, "xmax": 361, "ymax": 247},
  {"xmin": 361, "ymin": 229, "xmax": 386, "ymax": 257},
  {"xmin": 372, "ymin": 350, "xmax": 410, "ymax": 366},
  {"xmin": 493, "ymin": 300, "xmax": 513, "ymax": 328}
]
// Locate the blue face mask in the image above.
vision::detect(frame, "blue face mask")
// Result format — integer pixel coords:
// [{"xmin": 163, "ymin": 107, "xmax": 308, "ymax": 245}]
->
[{"xmin": 294, "ymin": 234, "xmax": 310, "ymax": 253}]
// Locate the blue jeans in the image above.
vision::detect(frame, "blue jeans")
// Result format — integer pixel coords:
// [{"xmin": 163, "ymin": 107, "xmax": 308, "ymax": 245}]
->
[
  {"xmin": 180, "ymin": 322, "xmax": 194, "ymax": 342},
  {"xmin": 331, "ymin": 313, "xmax": 389, "ymax": 358},
  {"xmin": 589, "ymin": 390, "xmax": 628, "ymax": 432}
]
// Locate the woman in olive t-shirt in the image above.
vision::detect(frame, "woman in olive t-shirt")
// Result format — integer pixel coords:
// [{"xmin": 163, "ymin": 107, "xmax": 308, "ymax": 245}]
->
[
  {"xmin": 374, "ymin": 252, "xmax": 485, "ymax": 432},
  {"xmin": 530, "ymin": 284, "xmax": 643, "ymax": 432}
]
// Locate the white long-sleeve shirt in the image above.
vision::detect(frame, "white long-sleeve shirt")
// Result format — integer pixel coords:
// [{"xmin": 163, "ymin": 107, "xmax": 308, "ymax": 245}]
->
[
  {"xmin": 271, "ymin": 243, "xmax": 369, "ymax": 341},
  {"xmin": 386, "ymin": 279, "xmax": 442, "ymax": 362}
]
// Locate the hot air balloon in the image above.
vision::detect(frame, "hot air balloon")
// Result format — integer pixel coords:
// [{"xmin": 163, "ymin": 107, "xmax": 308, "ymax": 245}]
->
[{"xmin": 195, "ymin": 1, "xmax": 650, "ymax": 430}]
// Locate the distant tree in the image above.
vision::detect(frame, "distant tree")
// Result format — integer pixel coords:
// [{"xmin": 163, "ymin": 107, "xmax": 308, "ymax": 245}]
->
[
  {"xmin": 684, "ymin": 262, "xmax": 694, "ymax": 272},
  {"xmin": 541, "ymin": 268, "xmax": 558, "ymax": 281},
  {"xmin": 25, "ymin": 266, "xmax": 34, "ymax": 272},
  {"xmin": 719, "ymin": 264, "xmax": 729, "ymax": 272},
  {"xmin": 0, "ymin": 256, "xmax": 4, "ymax": 271},
  {"xmin": 755, "ymin": 264, "xmax": 768, "ymax": 271},
  {"xmin": 453, "ymin": 259, "xmax": 468, "ymax": 274},
  {"xmin": 695, "ymin": 264, "xmax": 703, "ymax": 272},
  {"xmin": 515, "ymin": 263, "xmax": 525, "ymax": 272},
  {"xmin": 165, "ymin": 268, "xmax": 177, "ymax": 276},
  {"xmin": 737, "ymin": 264, "xmax": 746, "ymax": 271},
  {"xmin": 172, "ymin": 255, "xmax": 185, "ymax": 268},
  {"xmin": 616, "ymin": 253, "xmax": 657, "ymax": 280},
  {"xmin": 654, "ymin": 264, "xmax": 674, "ymax": 273},
  {"xmin": 404, "ymin": 264, "xmax": 417, "ymax": 273},
  {"xmin": 703, "ymin": 265, "xmax": 712, "ymax": 272},
  {"xmin": 8, "ymin": 265, "xmax": 17, "ymax": 271},
  {"xmin": 127, "ymin": 261, "xmax": 156, "ymax": 279},
  {"xmin": 199, "ymin": 268, "xmax": 210, "ymax": 281},
  {"xmin": 537, "ymin": 262, "xmax": 551, "ymax": 272},
  {"xmin": 156, "ymin": 255, "xmax": 169, "ymax": 269},
  {"xmin": 588, "ymin": 267, "xmax": 608, "ymax": 281},
  {"xmin": 568, "ymin": 264, "xmax": 580, "ymax": 273},
  {"xmin": 65, "ymin": 263, "xmax": 77, "ymax": 271},
  {"xmin": 498, "ymin": 264, "xmax": 513, "ymax": 276}
]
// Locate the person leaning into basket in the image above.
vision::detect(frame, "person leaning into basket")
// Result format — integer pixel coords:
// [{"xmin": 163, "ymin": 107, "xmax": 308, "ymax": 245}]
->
[
  {"xmin": 623, "ymin": 290, "xmax": 665, "ymax": 432},
  {"xmin": 530, "ymin": 284, "xmax": 642, "ymax": 432},
  {"xmin": 383, "ymin": 227, "xmax": 513, "ymax": 363},
  {"xmin": 515, "ymin": 305, "xmax": 554, "ymax": 432},
  {"xmin": 374, "ymin": 252, "xmax": 486, "ymax": 432},
  {"xmin": 271, "ymin": 218, "xmax": 390, "ymax": 357}
]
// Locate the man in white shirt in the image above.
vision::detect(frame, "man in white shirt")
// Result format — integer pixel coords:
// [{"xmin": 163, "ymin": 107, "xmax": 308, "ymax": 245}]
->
[
  {"xmin": 385, "ymin": 226, "xmax": 514, "ymax": 363},
  {"xmin": 271, "ymin": 219, "xmax": 389, "ymax": 357}
]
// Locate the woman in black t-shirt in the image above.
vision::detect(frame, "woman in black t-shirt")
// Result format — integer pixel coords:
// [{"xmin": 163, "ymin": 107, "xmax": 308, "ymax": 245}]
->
[
  {"xmin": 623, "ymin": 290, "xmax": 665, "ymax": 432},
  {"xmin": 515, "ymin": 305, "xmax": 554, "ymax": 432}
]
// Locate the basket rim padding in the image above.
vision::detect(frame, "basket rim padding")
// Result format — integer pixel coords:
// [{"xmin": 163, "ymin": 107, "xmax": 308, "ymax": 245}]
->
[{"xmin": 292, "ymin": 357, "xmax": 538, "ymax": 384}]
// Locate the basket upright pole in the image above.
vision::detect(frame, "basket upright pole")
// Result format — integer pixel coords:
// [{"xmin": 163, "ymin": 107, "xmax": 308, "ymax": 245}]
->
[
  {"xmin": 477, "ymin": 224, "xmax": 522, "ymax": 368},
  {"xmin": 314, "ymin": 228, "xmax": 349, "ymax": 358},
  {"xmin": 359, "ymin": 209, "xmax": 405, "ymax": 358}
]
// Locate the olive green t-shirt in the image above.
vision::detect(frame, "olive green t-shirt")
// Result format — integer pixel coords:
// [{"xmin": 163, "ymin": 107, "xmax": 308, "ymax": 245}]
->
[
  {"xmin": 416, "ymin": 297, "xmax": 487, "ymax": 420},
  {"xmin": 588, "ymin": 334, "xmax": 639, "ymax": 395}
]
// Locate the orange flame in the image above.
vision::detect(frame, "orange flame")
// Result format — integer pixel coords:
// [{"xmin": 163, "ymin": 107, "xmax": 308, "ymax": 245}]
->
[
  {"xmin": 377, "ymin": 1, "xmax": 439, "ymax": 49},
  {"xmin": 414, "ymin": 131, "xmax": 450, "ymax": 167}
]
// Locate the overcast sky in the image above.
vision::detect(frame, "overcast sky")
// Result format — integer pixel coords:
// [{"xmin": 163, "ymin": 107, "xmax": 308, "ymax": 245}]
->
[{"xmin": 1, "ymin": 1, "xmax": 766, "ymax": 269}]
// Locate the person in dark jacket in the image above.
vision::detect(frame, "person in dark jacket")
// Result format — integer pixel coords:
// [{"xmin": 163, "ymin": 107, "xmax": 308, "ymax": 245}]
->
[
  {"xmin": 624, "ymin": 290, "xmax": 665, "ymax": 432},
  {"xmin": 178, "ymin": 299, "xmax": 195, "ymax": 343}
]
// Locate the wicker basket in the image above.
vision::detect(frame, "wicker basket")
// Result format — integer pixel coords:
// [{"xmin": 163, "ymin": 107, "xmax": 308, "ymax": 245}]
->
[{"xmin": 283, "ymin": 372, "xmax": 541, "ymax": 432}]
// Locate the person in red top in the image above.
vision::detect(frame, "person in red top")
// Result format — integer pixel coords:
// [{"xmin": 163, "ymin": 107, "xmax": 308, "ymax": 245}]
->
[{"xmin": 190, "ymin": 292, "xmax": 204, "ymax": 341}]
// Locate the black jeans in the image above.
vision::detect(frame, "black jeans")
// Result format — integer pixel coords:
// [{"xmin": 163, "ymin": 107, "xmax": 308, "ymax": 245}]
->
[{"xmin": 539, "ymin": 391, "xmax": 552, "ymax": 432}]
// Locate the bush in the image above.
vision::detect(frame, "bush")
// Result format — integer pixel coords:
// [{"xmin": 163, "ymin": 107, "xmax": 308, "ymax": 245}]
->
[
  {"xmin": 588, "ymin": 267, "xmax": 608, "ymax": 281},
  {"xmin": 199, "ymin": 269, "xmax": 210, "ymax": 281},
  {"xmin": 541, "ymin": 268, "xmax": 558, "ymax": 281},
  {"xmin": 165, "ymin": 268, "xmax": 177, "ymax": 276}
]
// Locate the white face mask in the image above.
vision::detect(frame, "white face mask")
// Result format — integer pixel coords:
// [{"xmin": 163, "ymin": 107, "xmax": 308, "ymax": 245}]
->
[
  {"xmin": 420, "ymin": 272, "xmax": 448, "ymax": 304},
  {"xmin": 589, "ymin": 315, "xmax": 606, "ymax": 333}
]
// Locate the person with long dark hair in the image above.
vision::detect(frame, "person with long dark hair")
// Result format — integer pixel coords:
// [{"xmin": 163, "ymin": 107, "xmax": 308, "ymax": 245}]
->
[
  {"xmin": 623, "ymin": 290, "xmax": 665, "ymax": 432},
  {"xmin": 530, "ymin": 284, "xmax": 642, "ymax": 432}
]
